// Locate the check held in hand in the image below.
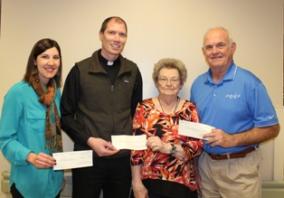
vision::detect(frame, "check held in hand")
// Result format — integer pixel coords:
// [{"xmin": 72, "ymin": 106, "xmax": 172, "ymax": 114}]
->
[
  {"xmin": 111, "ymin": 135, "xmax": 147, "ymax": 150},
  {"xmin": 178, "ymin": 120, "xmax": 214, "ymax": 140},
  {"xmin": 53, "ymin": 150, "xmax": 93, "ymax": 170}
]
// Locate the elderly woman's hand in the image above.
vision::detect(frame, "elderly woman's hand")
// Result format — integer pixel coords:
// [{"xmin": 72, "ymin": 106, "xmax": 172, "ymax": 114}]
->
[
  {"xmin": 147, "ymin": 136, "xmax": 171, "ymax": 153},
  {"xmin": 147, "ymin": 136, "xmax": 186, "ymax": 160},
  {"xmin": 132, "ymin": 180, "xmax": 148, "ymax": 198},
  {"xmin": 147, "ymin": 136, "xmax": 162, "ymax": 151}
]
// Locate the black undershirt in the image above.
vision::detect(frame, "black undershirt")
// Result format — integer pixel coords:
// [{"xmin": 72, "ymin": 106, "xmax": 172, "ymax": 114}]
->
[{"xmin": 98, "ymin": 50, "xmax": 121, "ymax": 84}]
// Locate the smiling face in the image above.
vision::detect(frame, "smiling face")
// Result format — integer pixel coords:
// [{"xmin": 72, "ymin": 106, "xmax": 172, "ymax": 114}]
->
[
  {"xmin": 100, "ymin": 18, "xmax": 127, "ymax": 61},
  {"xmin": 202, "ymin": 28, "xmax": 236, "ymax": 71},
  {"xmin": 35, "ymin": 47, "xmax": 60, "ymax": 85},
  {"xmin": 156, "ymin": 68, "xmax": 182, "ymax": 97}
]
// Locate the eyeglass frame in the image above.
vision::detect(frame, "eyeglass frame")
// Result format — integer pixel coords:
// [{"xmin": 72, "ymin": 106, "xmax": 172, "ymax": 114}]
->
[{"xmin": 157, "ymin": 77, "xmax": 180, "ymax": 84}]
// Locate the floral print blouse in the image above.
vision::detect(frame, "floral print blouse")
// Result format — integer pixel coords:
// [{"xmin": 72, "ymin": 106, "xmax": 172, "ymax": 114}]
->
[{"xmin": 131, "ymin": 98, "xmax": 203, "ymax": 191}]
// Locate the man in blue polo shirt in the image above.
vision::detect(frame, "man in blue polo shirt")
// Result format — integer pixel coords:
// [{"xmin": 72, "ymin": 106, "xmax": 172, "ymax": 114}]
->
[{"xmin": 190, "ymin": 27, "xmax": 280, "ymax": 198}]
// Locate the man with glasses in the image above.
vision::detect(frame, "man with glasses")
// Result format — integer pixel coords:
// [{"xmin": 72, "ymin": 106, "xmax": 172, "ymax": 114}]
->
[{"xmin": 190, "ymin": 27, "xmax": 279, "ymax": 198}]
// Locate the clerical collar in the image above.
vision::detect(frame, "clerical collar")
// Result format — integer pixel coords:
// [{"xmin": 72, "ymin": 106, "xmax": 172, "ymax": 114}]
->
[
  {"xmin": 98, "ymin": 50, "xmax": 120, "ymax": 67},
  {"xmin": 107, "ymin": 60, "xmax": 114, "ymax": 66}
]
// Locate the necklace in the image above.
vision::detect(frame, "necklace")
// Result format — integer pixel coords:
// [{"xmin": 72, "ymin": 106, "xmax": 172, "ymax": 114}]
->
[{"xmin": 157, "ymin": 96, "xmax": 180, "ymax": 114}]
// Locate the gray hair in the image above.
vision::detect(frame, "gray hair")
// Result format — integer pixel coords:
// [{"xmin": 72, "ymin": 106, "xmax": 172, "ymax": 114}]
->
[
  {"xmin": 153, "ymin": 58, "xmax": 187, "ymax": 85},
  {"xmin": 203, "ymin": 26, "xmax": 234, "ymax": 47}
]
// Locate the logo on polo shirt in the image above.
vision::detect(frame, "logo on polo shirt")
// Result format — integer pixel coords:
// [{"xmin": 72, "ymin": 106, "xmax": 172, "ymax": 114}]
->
[{"xmin": 225, "ymin": 94, "xmax": 241, "ymax": 99}]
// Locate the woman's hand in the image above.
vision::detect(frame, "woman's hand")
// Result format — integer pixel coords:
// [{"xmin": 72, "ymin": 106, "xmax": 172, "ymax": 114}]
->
[
  {"xmin": 132, "ymin": 180, "xmax": 148, "ymax": 198},
  {"xmin": 173, "ymin": 144, "xmax": 186, "ymax": 160},
  {"xmin": 27, "ymin": 152, "xmax": 56, "ymax": 168},
  {"xmin": 147, "ymin": 136, "xmax": 186, "ymax": 160},
  {"xmin": 147, "ymin": 136, "xmax": 163, "ymax": 152},
  {"xmin": 147, "ymin": 136, "xmax": 171, "ymax": 154}
]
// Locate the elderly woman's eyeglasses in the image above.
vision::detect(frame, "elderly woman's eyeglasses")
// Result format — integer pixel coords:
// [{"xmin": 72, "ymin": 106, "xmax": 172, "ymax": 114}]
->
[{"xmin": 158, "ymin": 77, "xmax": 180, "ymax": 84}]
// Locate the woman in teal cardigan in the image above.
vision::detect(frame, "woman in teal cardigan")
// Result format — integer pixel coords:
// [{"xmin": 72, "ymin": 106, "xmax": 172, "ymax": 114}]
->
[{"xmin": 0, "ymin": 38, "xmax": 64, "ymax": 198}]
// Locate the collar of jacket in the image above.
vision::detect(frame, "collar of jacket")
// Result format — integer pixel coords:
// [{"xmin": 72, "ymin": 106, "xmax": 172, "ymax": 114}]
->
[{"xmin": 88, "ymin": 50, "xmax": 132, "ymax": 77}]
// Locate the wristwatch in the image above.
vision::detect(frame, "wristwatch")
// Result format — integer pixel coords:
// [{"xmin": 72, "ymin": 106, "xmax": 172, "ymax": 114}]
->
[{"xmin": 170, "ymin": 143, "xmax": 177, "ymax": 155}]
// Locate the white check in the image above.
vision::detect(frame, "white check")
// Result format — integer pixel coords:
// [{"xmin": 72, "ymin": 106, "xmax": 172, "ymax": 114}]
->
[
  {"xmin": 111, "ymin": 135, "xmax": 147, "ymax": 150},
  {"xmin": 178, "ymin": 120, "xmax": 214, "ymax": 139},
  {"xmin": 53, "ymin": 150, "xmax": 93, "ymax": 170}
]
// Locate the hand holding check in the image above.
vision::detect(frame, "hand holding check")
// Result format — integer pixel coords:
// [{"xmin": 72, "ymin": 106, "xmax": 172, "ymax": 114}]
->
[{"xmin": 178, "ymin": 120, "xmax": 214, "ymax": 139}]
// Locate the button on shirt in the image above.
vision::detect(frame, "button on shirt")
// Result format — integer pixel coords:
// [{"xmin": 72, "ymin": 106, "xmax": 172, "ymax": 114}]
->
[{"xmin": 190, "ymin": 63, "xmax": 278, "ymax": 154}]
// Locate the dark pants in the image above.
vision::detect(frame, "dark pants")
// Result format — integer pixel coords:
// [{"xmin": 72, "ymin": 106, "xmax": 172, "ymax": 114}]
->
[
  {"xmin": 148, "ymin": 191, "xmax": 198, "ymax": 198},
  {"xmin": 10, "ymin": 184, "xmax": 60, "ymax": 198},
  {"xmin": 72, "ymin": 156, "xmax": 131, "ymax": 198}
]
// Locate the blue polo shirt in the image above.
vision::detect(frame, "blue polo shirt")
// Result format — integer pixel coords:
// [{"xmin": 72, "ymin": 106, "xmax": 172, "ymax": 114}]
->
[{"xmin": 190, "ymin": 63, "xmax": 278, "ymax": 154}]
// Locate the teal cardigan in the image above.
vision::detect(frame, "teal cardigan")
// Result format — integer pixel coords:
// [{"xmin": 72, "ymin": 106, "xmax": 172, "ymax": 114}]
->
[{"xmin": 0, "ymin": 81, "xmax": 63, "ymax": 198}]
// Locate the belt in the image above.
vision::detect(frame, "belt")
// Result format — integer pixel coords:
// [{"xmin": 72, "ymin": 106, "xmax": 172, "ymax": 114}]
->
[{"xmin": 208, "ymin": 147, "xmax": 256, "ymax": 160}]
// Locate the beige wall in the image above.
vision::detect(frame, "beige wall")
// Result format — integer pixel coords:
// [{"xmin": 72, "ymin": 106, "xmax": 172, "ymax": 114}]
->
[{"xmin": 0, "ymin": 0, "xmax": 283, "ymax": 196}]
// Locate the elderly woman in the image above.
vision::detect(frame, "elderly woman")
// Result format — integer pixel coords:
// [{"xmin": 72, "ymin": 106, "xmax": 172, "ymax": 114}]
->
[{"xmin": 131, "ymin": 58, "xmax": 203, "ymax": 198}]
